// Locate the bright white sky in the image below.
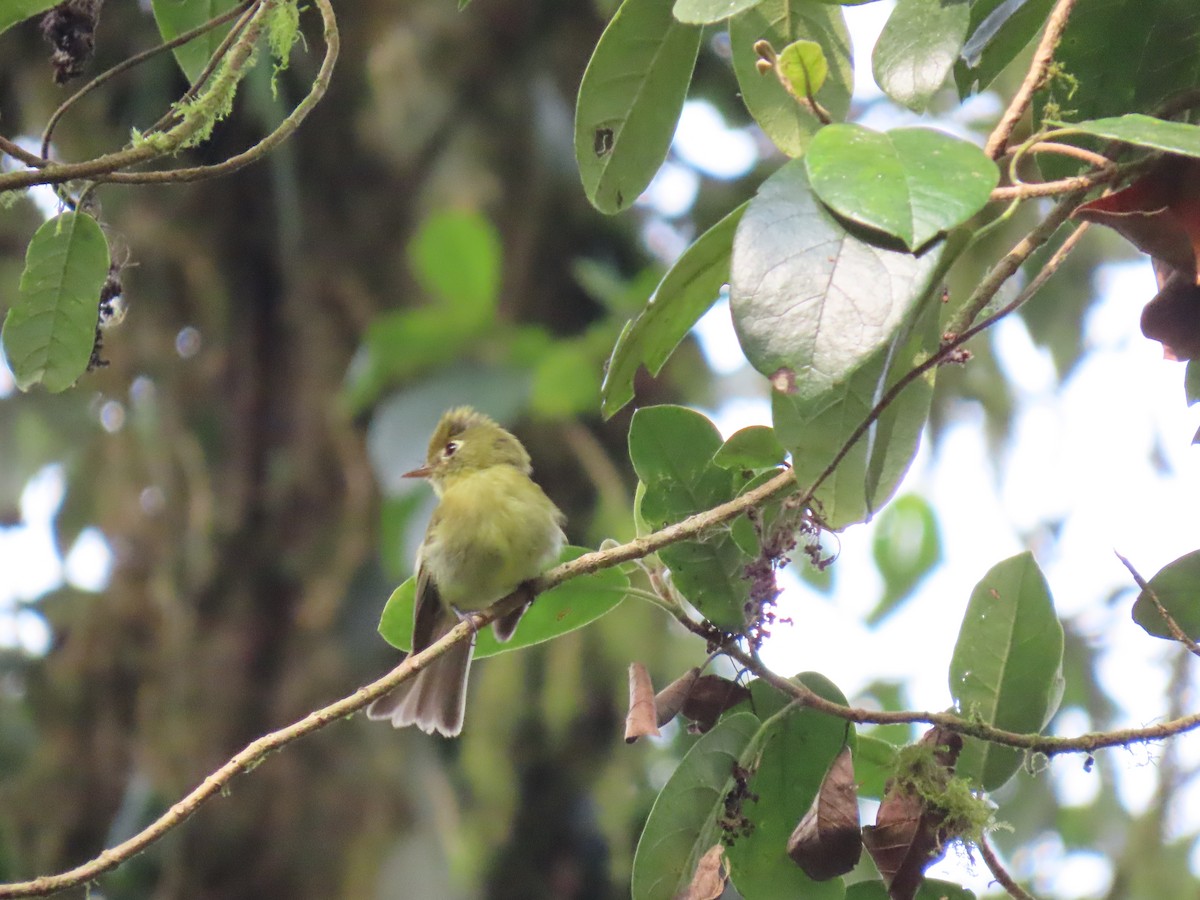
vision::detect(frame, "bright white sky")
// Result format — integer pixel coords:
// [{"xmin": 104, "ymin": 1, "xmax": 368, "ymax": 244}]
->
[{"xmin": 3, "ymin": 2, "xmax": 1199, "ymax": 896}]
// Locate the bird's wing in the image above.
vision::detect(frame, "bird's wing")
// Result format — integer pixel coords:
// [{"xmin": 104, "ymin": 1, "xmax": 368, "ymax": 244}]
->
[{"xmin": 411, "ymin": 562, "xmax": 445, "ymax": 653}]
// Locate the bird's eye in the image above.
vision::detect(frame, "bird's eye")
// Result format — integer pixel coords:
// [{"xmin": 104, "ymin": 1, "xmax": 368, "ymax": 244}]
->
[{"xmin": 444, "ymin": 441, "xmax": 460, "ymax": 457}]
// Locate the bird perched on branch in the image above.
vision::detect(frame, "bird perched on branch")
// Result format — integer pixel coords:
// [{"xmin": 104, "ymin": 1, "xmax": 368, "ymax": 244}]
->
[{"xmin": 367, "ymin": 407, "xmax": 566, "ymax": 736}]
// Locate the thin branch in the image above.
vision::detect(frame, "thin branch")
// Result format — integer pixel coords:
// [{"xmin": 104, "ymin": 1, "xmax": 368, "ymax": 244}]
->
[
  {"xmin": 1115, "ymin": 551, "xmax": 1200, "ymax": 657},
  {"xmin": 39, "ymin": 0, "xmax": 255, "ymax": 158},
  {"xmin": 985, "ymin": 0, "xmax": 1078, "ymax": 159},
  {"xmin": 0, "ymin": 136, "xmax": 48, "ymax": 168},
  {"xmin": 989, "ymin": 166, "xmax": 1114, "ymax": 201},
  {"xmin": 978, "ymin": 835, "xmax": 1038, "ymax": 900}
]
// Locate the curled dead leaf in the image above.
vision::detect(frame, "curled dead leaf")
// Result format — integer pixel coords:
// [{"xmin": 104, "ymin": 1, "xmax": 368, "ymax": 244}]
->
[
  {"xmin": 787, "ymin": 744, "xmax": 862, "ymax": 880},
  {"xmin": 681, "ymin": 844, "xmax": 727, "ymax": 900},
  {"xmin": 624, "ymin": 662, "xmax": 660, "ymax": 742}
]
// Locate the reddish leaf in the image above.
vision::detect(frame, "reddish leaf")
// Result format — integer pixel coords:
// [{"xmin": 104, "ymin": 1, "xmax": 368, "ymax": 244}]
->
[
  {"xmin": 625, "ymin": 662, "xmax": 661, "ymax": 742},
  {"xmin": 1141, "ymin": 267, "xmax": 1200, "ymax": 360},
  {"xmin": 1074, "ymin": 157, "xmax": 1200, "ymax": 280},
  {"xmin": 787, "ymin": 744, "xmax": 862, "ymax": 880}
]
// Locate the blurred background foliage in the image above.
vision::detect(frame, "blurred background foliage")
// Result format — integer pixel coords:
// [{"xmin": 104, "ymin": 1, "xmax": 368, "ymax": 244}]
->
[{"xmin": 0, "ymin": 0, "xmax": 1191, "ymax": 898}]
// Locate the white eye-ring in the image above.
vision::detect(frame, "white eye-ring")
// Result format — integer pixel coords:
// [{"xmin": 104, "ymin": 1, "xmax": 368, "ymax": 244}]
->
[{"xmin": 444, "ymin": 440, "xmax": 460, "ymax": 457}]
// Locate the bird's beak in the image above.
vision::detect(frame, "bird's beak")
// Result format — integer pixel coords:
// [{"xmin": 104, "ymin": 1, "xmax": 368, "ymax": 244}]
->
[{"xmin": 403, "ymin": 464, "xmax": 434, "ymax": 479}]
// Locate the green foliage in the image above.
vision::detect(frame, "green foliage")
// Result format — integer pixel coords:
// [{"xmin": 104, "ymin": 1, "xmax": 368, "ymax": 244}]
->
[
  {"xmin": 1053, "ymin": 114, "xmax": 1200, "ymax": 157},
  {"xmin": 950, "ymin": 552, "xmax": 1064, "ymax": 791},
  {"xmin": 1132, "ymin": 549, "xmax": 1200, "ymax": 641},
  {"xmin": 631, "ymin": 712, "xmax": 761, "ymax": 900},
  {"xmin": 777, "ymin": 39, "xmax": 829, "ymax": 97},
  {"xmin": 672, "ymin": 0, "xmax": 763, "ymax": 25},
  {"xmin": 805, "ymin": 125, "xmax": 999, "ymax": 251},
  {"xmin": 955, "ymin": 0, "xmax": 1055, "ymax": 97},
  {"xmin": 151, "ymin": 0, "xmax": 241, "ymax": 83},
  {"xmin": 629, "ymin": 405, "xmax": 756, "ymax": 630},
  {"xmin": 377, "ymin": 547, "xmax": 629, "ymax": 657},
  {"xmin": 872, "ymin": 0, "xmax": 969, "ymax": 113},
  {"xmin": 0, "ymin": 0, "xmax": 59, "ymax": 39},
  {"xmin": 266, "ymin": 0, "xmax": 302, "ymax": 92},
  {"xmin": 601, "ymin": 203, "xmax": 745, "ymax": 418},
  {"xmin": 2, "ymin": 212, "xmax": 109, "ymax": 393},
  {"xmin": 575, "ymin": 0, "xmax": 701, "ymax": 213},
  {"xmin": 729, "ymin": 0, "xmax": 852, "ymax": 157}
]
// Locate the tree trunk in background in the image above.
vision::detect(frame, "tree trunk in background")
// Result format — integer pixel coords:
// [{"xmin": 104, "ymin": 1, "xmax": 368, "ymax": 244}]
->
[{"xmin": 0, "ymin": 1, "xmax": 688, "ymax": 896}]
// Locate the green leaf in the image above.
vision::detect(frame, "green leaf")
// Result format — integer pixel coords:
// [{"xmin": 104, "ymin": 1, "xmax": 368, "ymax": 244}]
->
[
  {"xmin": 777, "ymin": 39, "xmax": 829, "ymax": 96},
  {"xmin": 731, "ymin": 159, "xmax": 944, "ymax": 401},
  {"xmin": 949, "ymin": 552, "xmax": 1065, "ymax": 791},
  {"xmin": 955, "ymin": 0, "xmax": 1055, "ymax": 97},
  {"xmin": 1033, "ymin": 0, "xmax": 1200, "ymax": 175},
  {"xmin": 805, "ymin": 125, "xmax": 999, "ymax": 251},
  {"xmin": 631, "ymin": 712, "xmax": 761, "ymax": 900},
  {"xmin": 3, "ymin": 212, "xmax": 109, "ymax": 393},
  {"xmin": 1055, "ymin": 114, "xmax": 1200, "ymax": 158},
  {"xmin": 575, "ymin": 0, "xmax": 701, "ymax": 214},
  {"xmin": 629, "ymin": 406, "xmax": 755, "ymax": 629},
  {"xmin": 729, "ymin": 0, "xmax": 853, "ymax": 157},
  {"xmin": 868, "ymin": 494, "xmax": 941, "ymax": 624},
  {"xmin": 377, "ymin": 546, "xmax": 628, "ymax": 657},
  {"xmin": 407, "ymin": 210, "xmax": 501, "ymax": 318},
  {"xmin": 601, "ymin": 203, "xmax": 746, "ymax": 418},
  {"xmin": 712, "ymin": 425, "xmax": 786, "ymax": 471},
  {"xmin": 672, "ymin": 0, "xmax": 763, "ymax": 24},
  {"xmin": 872, "ymin": 0, "xmax": 969, "ymax": 112},
  {"xmin": 771, "ymin": 288, "xmax": 940, "ymax": 529},
  {"xmin": 853, "ymin": 734, "xmax": 899, "ymax": 800},
  {"xmin": 0, "ymin": 0, "xmax": 58, "ymax": 37},
  {"xmin": 530, "ymin": 339, "xmax": 603, "ymax": 417},
  {"xmin": 1187, "ymin": 360, "xmax": 1200, "ymax": 407},
  {"xmin": 1131, "ymin": 549, "xmax": 1200, "ymax": 641},
  {"xmin": 726, "ymin": 675, "xmax": 852, "ymax": 900},
  {"xmin": 151, "ymin": 0, "xmax": 240, "ymax": 83}
]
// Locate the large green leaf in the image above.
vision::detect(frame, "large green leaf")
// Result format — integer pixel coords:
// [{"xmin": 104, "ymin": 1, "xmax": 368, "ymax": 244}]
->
[
  {"xmin": 1056, "ymin": 114, "xmax": 1200, "ymax": 158},
  {"xmin": 872, "ymin": 0, "xmax": 969, "ymax": 113},
  {"xmin": 726, "ymin": 675, "xmax": 852, "ymax": 900},
  {"xmin": 1132, "ymin": 549, "xmax": 1200, "ymax": 641},
  {"xmin": 955, "ymin": 0, "xmax": 1055, "ymax": 97},
  {"xmin": 575, "ymin": 0, "xmax": 701, "ymax": 214},
  {"xmin": 3, "ymin": 212, "xmax": 110, "ymax": 393},
  {"xmin": 729, "ymin": 0, "xmax": 853, "ymax": 157},
  {"xmin": 805, "ymin": 125, "xmax": 998, "ymax": 251},
  {"xmin": 601, "ymin": 203, "xmax": 746, "ymax": 418},
  {"xmin": 151, "ymin": 0, "xmax": 240, "ymax": 83},
  {"xmin": 949, "ymin": 552, "xmax": 1065, "ymax": 791},
  {"xmin": 377, "ymin": 546, "xmax": 628, "ymax": 657},
  {"xmin": 0, "ymin": 0, "xmax": 58, "ymax": 38},
  {"xmin": 673, "ymin": 0, "xmax": 763, "ymax": 24},
  {"xmin": 731, "ymin": 160, "xmax": 943, "ymax": 402},
  {"xmin": 771, "ymin": 295, "xmax": 938, "ymax": 529},
  {"xmin": 407, "ymin": 209, "xmax": 500, "ymax": 320},
  {"xmin": 1033, "ymin": 0, "xmax": 1200, "ymax": 175},
  {"xmin": 631, "ymin": 712, "xmax": 762, "ymax": 900},
  {"xmin": 629, "ymin": 405, "xmax": 753, "ymax": 629},
  {"xmin": 711, "ymin": 425, "xmax": 786, "ymax": 471}
]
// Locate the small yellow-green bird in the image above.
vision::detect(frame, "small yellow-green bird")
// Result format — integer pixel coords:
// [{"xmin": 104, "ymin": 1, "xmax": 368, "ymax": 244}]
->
[{"xmin": 367, "ymin": 407, "xmax": 566, "ymax": 736}]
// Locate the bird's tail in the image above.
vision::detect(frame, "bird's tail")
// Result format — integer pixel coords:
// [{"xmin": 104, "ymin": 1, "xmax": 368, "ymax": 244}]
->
[{"xmin": 366, "ymin": 614, "xmax": 474, "ymax": 737}]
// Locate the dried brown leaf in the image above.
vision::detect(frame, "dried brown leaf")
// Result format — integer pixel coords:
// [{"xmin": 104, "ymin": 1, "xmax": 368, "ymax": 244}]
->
[
  {"xmin": 787, "ymin": 744, "xmax": 862, "ymax": 880},
  {"xmin": 680, "ymin": 844, "xmax": 727, "ymax": 900},
  {"xmin": 653, "ymin": 666, "xmax": 701, "ymax": 727},
  {"xmin": 624, "ymin": 662, "xmax": 660, "ymax": 743},
  {"xmin": 680, "ymin": 675, "xmax": 751, "ymax": 734}
]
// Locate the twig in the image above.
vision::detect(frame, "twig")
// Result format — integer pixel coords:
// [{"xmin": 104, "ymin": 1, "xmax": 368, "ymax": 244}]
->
[
  {"xmin": 985, "ymin": 0, "xmax": 1078, "ymax": 159},
  {"xmin": 978, "ymin": 835, "xmax": 1038, "ymax": 900},
  {"xmin": 0, "ymin": 136, "xmax": 48, "ymax": 168},
  {"xmin": 1115, "ymin": 551, "xmax": 1200, "ymax": 657},
  {"xmin": 39, "ymin": 0, "xmax": 255, "ymax": 158},
  {"xmin": 989, "ymin": 166, "xmax": 1114, "ymax": 201}
]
